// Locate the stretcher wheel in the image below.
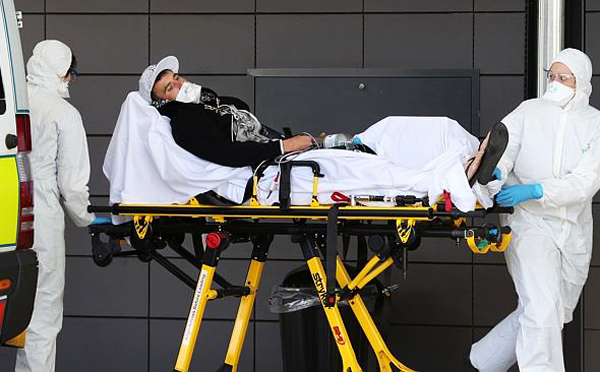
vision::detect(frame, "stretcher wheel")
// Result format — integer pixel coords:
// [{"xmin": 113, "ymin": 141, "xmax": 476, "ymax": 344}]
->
[
  {"xmin": 137, "ymin": 252, "xmax": 153, "ymax": 263},
  {"xmin": 92, "ymin": 244, "xmax": 113, "ymax": 267},
  {"xmin": 167, "ymin": 233, "xmax": 185, "ymax": 247},
  {"xmin": 405, "ymin": 234, "xmax": 421, "ymax": 251},
  {"xmin": 129, "ymin": 224, "xmax": 166, "ymax": 252}
]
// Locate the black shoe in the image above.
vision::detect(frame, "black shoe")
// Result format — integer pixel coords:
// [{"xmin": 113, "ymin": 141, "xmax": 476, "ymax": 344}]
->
[
  {"xmin": 471, "ymin": 121, "xmax": 509, "ymax": 186},
  {"xmin": 463, "ymin": 352, "xmax": 479, "ymax": 371}
]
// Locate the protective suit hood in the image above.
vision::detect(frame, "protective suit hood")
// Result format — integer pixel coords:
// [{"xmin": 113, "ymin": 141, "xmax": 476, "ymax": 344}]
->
[
  {"xmin": 26, "ymin": 40, "xmax": 72, "ymax": 98},
  {"xmin": 550, "ymin": 48, "xmax": 593, "ymax": 109}
]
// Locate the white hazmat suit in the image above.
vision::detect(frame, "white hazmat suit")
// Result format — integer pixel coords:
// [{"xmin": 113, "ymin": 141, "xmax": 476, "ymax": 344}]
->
[
  {"xmin": 470, "ymin": 49, "xmax": 600, "ymax": 371},
  {"xmin": 15, "ymin": 40, "xmax": 95, "ymax": 372}
]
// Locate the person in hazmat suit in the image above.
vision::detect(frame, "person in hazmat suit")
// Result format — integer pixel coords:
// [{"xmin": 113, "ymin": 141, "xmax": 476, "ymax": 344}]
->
[
  {"xmin": 467, "ymin": 48, "xmax": 600, "ymax": 371},
  {"xmin": 14, "ymin": 40, "xmax": 110, "ymax": 372}
]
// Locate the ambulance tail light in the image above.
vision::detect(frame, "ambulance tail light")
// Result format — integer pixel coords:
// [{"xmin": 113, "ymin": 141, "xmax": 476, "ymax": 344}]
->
[
  {"xmin": 15, "ymin": 114, "xmax": 31, "ymax": 152},
  {"xmin": 16, "ymin": 114, "xmax": 33, "ymax": 250}
]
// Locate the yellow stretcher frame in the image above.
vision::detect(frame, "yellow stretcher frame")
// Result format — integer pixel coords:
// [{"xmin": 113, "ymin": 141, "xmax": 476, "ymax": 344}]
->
[{"xmin": 89, "ymin": 193, "xmax": 512, "ymax": 372}]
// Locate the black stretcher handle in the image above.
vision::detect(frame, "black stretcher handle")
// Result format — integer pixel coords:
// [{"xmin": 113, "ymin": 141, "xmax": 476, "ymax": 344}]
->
[
  {"xmin": 486, "ymin": 205, "xmax": 514, "ymax": 214},
  {"xmin": 419, "ymin": 226, "xmax": 511, "ymax": 239},
  {"xmin": 278, "ymin": 160, "xmax": 324, "ymax": 210}
]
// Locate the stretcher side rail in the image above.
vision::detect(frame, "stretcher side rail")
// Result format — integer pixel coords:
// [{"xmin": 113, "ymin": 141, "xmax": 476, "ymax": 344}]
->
[{"xmin": 89, "ymin": 203, "xmax": 512, "ymax": 219}]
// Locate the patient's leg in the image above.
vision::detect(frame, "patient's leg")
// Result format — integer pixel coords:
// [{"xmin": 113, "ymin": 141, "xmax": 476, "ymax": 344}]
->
[{"xmin": 355, "ymin": 116, "xmax": 480, "ymax": 171}]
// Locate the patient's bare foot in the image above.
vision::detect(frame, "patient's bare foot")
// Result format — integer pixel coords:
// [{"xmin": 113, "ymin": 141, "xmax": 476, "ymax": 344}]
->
[{"xmin": 465, "ymin": 134, "xmax": 490, "ymax": 181}]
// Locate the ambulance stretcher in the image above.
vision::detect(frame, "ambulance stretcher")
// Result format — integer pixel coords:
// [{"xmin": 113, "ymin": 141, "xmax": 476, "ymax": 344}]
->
[{"xmin": 87, "ymin": 159, "xmax": 512, "ymax": 372}]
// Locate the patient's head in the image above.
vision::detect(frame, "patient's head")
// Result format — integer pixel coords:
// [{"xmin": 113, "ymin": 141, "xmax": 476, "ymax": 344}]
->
[
  {"xmin": 138, "ymin": 55, "xmax": 179, "ymax": 103},
  {"xmin": 151, "ymin": 70, "xmax": 188, "ymax": 102}
]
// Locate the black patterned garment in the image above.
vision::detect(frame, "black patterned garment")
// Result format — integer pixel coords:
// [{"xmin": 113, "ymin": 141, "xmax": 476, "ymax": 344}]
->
[{"xmin": 158, "ymin": 97, "xmax": 282, "ymax": 169}]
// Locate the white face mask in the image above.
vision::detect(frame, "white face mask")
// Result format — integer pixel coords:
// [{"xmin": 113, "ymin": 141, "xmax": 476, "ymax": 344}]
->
[
  {"xmin": 175, "ymin": 81, "xmax": 202, "ymax": 104},
  {"xmin": 542, "ymin": 81, "xmax": 575, "ymax": 107},
  {"xmin": 57, "ymin": 78, "xmax": 70, "ymax": 98}
]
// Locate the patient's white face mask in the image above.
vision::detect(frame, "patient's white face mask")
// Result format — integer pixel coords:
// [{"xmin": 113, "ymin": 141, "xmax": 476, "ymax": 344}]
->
[
  {"xmin": 175, "ymin": 81, "xmax": 202, "ymax": 104},
  {"xmin": 542, "ymin": 81, "xmax": 575, "ymax": 107}
]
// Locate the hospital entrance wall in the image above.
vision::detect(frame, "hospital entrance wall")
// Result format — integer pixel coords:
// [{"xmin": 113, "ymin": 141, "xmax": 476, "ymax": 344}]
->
[{"xmin": 0, "ymin": 0, "xmax": 599, "ymax": 371}]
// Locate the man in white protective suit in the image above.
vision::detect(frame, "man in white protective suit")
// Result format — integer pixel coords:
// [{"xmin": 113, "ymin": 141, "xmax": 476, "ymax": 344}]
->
[
  {"xmin": 15, "ymin": 40, "xmax": 110, "ymax": 372},
  {"xmin": 468, "ymin": 48, "xmax": 600, "ymax": 371}
]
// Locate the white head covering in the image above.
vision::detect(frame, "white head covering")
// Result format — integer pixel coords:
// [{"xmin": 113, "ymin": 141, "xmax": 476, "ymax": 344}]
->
[
  {"xmin": 26, "ymin": 40, "xmax": 72, "ymax": 98},
  {"xmin": 550, "ymin": 48, "xmax": 594, "ymax": 107},
  {"xmin": 138, "ymin": 56, "xmax": 179, "ymax": 103}
]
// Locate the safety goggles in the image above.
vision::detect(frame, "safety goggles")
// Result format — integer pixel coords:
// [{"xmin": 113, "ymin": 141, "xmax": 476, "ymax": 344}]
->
[{"xmin": 544, "ymin": 69, "xmax": 576, "ymax": 83}]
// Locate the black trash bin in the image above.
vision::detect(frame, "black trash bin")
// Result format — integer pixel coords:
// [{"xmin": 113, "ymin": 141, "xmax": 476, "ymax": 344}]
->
[{"xmin": 270, "ymin": 265, "xmax": 385, "ymax": 372}]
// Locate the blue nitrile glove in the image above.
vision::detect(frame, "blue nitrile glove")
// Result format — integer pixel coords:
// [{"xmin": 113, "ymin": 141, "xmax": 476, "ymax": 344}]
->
[
  {"xmin": 492, "ymin": 167, "xmax": 502, "ymax": 181},
  {"xmin": 496, "ymin": 184, "xmax": 543, "ymax": 207},
  {"xmin": 90, "ymin": 216, "xmax": 112, "ymax": 225}
]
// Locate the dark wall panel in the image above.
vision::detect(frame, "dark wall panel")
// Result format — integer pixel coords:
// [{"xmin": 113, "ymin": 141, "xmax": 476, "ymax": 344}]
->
[
  {"xmin": 64, "ymin": 257, "xmax": 148, "ymax": 316},
  {"xmin": 473, "ymin": 265, "xmax": 518, "ymax": 327},
  {"xmin": 69, "ymin": 76, "xmax": 138, "ymax": 136},
  {"xmin": 255, "ymin": 322, "xmax": 283, "ymax": 371},
  {"xmin": 256, "ymin": 15, "xmax": 362, "ymax": 68},
  {"xmin": 256, "ymin": 260, "xmax": 304, "ymax": 321},
  {"xmin": 390, "ymin": 264, "xmax": 472, "ymax": 326},
  {"xmin": 586, "ymin": 330, "xmax": 600, "ymax": 371},
  {"xmin": 585, "ymin": 268, "xmax": 600, "ymax": 329},
  {"xmin": 474, "ymin": 0, "xmax": 525, "ymax": 11},
  {"xmin": 151, "ymin": 15, "xmax": 254, "ymax": 74},
  {"xmin": 263, "ymin": 235, "xmax": 304, "ymax": 260},
  {"xmin": 254, "ymin": 75, "xmax": 477, "ymax": 135},
  {"xmin": 149, "ymin": 319, "xmax": 254, "ymax": 372},
  {"xmin": 46, "ymin": 15, "xmax": 148, "ymax": 74},
  {"xmin": 88, "ymin": 136, "xmax": 111, "ymax": 196},
  {"xmin": 387, "ymin": 325, "xmax": 472, "ymax": 371},
  {"xmin": 257, "ymin": 0, "xmax": 362, "ymax": 13},
  {"xmin": 364, "ymin": 14, "xmax": 473, "ymax": 69},
  {"xmin": 475, "ymin": 13, "xmax": 526, "ymax": 74},
  {"xmin": 479, "ymin": 76, "xmax": 525, "ymax": 135},
  {"xmin": 57, "ymin": 318, "xmax": 148, "ymax": 371},
  {"xmin": 409, "ymin": 238, "xmax": 472, "ymax": 263},
  {"xmin": 365, "ymin": 0, "xmax": 471, "ymax": 12},
  {"xmin": 19, "ymin": 14, "xmax": 43, "ymax": 59},
  {"xmin": 14, "ymin": 0, "xmax": 43, "ymax": 12},
  {"xmin": 151, "ymin": 0, "xmax": 254, "ymax": 13},
  {"xmin": 586, "ymin": 13, "xmax": 600, "ymax": 68},
  {"xmin": 588, "ymin": 0, "xmax": 600, "ymax": 11},
  {"xmin": 149, "ymin": 259, "xmax": 249, "ymax": 319},
  {"xmin": 592, "ymin": 203, "xmax": 600, "ymax": 266},
  {"xmin": 47, "ymin": 0, "xmax": 148, "ymax": 12},
  {"xmin": 591, "ymin": 76, "xmax": 600, "ymax": 113}
]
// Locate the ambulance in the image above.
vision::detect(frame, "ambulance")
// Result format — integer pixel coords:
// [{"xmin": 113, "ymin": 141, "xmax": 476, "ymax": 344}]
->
[{"xmin": 0, "ymin": 0, "xmax": 38, "ymax": 348}]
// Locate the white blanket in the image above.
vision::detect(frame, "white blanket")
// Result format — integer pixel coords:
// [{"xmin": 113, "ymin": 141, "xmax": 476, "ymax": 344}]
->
[{"xmin": 104, "ymin": 92, "xmax": 493, "ymax": 215}]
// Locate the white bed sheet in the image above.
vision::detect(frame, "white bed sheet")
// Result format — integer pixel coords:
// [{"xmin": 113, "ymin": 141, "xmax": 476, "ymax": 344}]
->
[{"xmin": 104, "ymin": 92, "xmax": 495, "ymax": 216}]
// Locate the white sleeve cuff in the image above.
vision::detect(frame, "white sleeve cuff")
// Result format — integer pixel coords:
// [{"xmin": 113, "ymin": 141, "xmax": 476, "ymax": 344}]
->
[{"xmin": 279, "ymin": 139, "xmax": 285, "ymax": 154}]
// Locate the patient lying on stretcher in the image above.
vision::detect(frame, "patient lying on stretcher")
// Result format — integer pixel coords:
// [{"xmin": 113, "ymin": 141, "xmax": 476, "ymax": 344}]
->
[{"xmin": 103, "ymin": 57, "xmax": 506, "ymax": 213}]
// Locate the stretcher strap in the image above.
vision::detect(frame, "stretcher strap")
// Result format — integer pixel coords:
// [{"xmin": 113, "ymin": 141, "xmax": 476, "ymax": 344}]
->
[
  {"xmin": 326, "ymin": 204, "xmax": 341, "ymax": 307},
  {"xmin": 278, "ymin": 162, "xmax": 292, "ymax": 210}
]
